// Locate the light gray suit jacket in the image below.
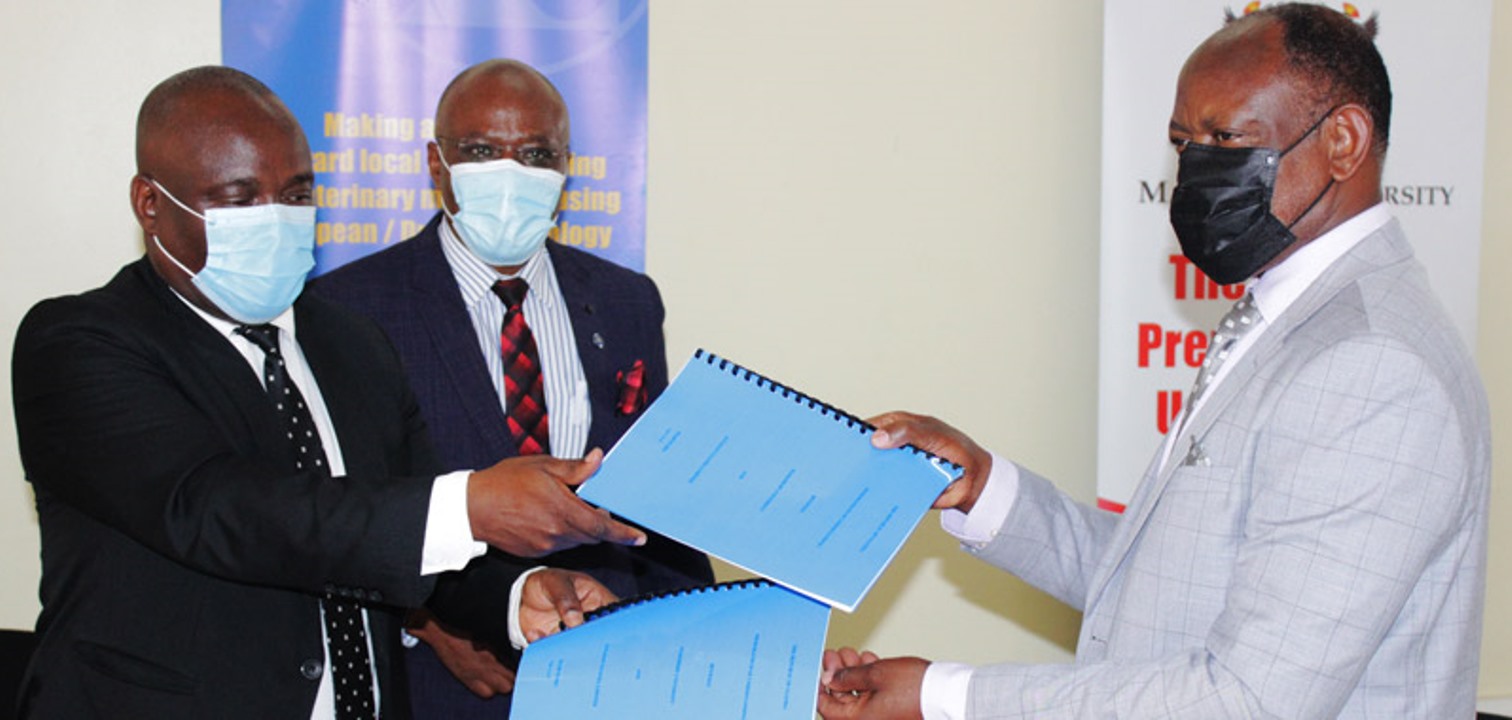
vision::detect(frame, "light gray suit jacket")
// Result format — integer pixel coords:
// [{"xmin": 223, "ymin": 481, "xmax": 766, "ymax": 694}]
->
[{"xmin": 966, "ymin": 220, "xmax": 1490, "ymax": 718}]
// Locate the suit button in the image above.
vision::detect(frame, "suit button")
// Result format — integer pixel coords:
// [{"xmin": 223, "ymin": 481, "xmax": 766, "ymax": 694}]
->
[
  {"xmin": 300, "ymin": 658, "xmax": 323, "ymax": 680},
  {"xmin": 368, "ymin": 590, "xmax": 383, "ymax": 603}
]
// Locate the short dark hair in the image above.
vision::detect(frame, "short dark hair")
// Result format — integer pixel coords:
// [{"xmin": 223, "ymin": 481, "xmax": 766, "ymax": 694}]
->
[
  {"xmin": 136, "ymin": 66, "xmax": 281, "ymax": 168},
  {"xmin": 1253, "ymin": 3, "xmax": 1392, "ymax": 154}
]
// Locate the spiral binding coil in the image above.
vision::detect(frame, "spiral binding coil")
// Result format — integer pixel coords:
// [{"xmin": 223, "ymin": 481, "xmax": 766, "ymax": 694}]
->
[
  {"xmin": 691, "ymin": 348, "xmax": 964, "ymax": 474},
  {"xmin": 584, "ymin": 578, "xmax": 774, "ymax": 623}
]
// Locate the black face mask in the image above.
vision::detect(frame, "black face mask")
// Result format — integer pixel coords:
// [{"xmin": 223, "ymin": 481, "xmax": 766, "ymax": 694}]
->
[{"xmin": 1168, "ymin": 108, "xmax": 1337, "ymax": 285}]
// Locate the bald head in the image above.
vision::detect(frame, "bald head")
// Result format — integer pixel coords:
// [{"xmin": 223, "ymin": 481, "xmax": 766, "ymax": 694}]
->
[
  {"xmin": 434, "ymin": 59, "xmax": 568, "ymax": 142},
  {"xmin": 136, "ymin": 66, "xmax": 302, "ymax": 174}
]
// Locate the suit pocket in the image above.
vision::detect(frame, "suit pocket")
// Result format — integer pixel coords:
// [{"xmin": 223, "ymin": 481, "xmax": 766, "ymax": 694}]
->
[{"xmin": 75, "ymin": 639, "xmax": 196, "ymax": 694}]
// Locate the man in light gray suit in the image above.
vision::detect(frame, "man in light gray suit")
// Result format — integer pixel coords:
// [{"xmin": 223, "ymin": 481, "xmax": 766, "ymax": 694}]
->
[{"xmin": 819, "ymin": 5, "xmax": 1490, "ymax": 718}]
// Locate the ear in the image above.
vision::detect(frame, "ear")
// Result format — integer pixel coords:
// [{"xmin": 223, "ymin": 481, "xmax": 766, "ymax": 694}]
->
[
  {"xmin": 426, "ymin": 141, "xmax": 456, "ymax": 213},
  {"xmin": 1325, "ymin": 104, "xmax": 1374, "ymax": 182},
  {"xmin": 130, "ymin": 174, "xmax": 160, "ymax": 238}
]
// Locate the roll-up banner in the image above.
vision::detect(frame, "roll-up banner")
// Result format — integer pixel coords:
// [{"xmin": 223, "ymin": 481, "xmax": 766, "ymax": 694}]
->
[{"xmin": 222, "ymin": 0, "xmax": 650, "ymax": 275}]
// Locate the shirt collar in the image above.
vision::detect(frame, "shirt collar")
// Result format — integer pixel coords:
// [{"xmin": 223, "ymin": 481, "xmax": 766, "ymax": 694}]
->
[
  {"xmin": 1247, "ymin": 202, "xmax": 1392, "ymax": 322},
  {"xmin": 170, "ymin": 287, "xmax": 297, "ymax": 342},
  {"xmin": 437, "ymin": 217, "xmax": 554, "ymax": 308}
]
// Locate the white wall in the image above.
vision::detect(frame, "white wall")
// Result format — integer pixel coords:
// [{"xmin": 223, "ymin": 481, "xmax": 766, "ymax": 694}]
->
[{"xmin": 1, "ymin": 0, "xmax": 1507, "ymax": 698}]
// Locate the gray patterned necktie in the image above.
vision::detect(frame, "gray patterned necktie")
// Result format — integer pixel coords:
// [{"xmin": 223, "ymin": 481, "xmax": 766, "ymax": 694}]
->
[{"xmin": 1188, "ymin": 292, "xmax": 1262, "ymax": 408}]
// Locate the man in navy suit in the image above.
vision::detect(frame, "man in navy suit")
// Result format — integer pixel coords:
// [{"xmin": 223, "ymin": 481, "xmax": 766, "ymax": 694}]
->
[{"xmin": 311, "ymin": 59, "xmax": 713, "ymax": 717}]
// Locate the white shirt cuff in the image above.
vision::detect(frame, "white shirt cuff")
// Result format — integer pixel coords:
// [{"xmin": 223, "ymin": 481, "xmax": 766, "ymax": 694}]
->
[
  {"xmin": 508, "ymin": 566, "xmax": 549, "ymax": 650},
  {"xmin": 939, "ymin": 451, "xmax": 1019, "ymax": 547},
  {"xmin": 420, "ymin": 471, "xmax": 488, "ymax": 575},
  {"xmin": 920, "ymin": 661, "xmax": 973, "ymax": 720}
]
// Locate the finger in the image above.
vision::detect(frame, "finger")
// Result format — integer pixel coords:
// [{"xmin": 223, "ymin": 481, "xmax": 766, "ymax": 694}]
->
[
  {"xmin": 558, "ymin": 447, "xmax": 604, "ymax": 487},
  {"xmin": 573, "ymin": 576, "xmax": 617, "ymax": 614},
  {"xmin": 494, "ymin": 670, "xmax": 516, "ymax": 694},
  {"xmin": 867, "ymin": 412, "xmax": 910, "ymax": 449},
  {"xmin": 860, "ymin": 650, "xmax": 880, "ymax": 664},
  {"xmin": 821, "ymin": 649, "xmax": 844, "ymax": 685},
  {"xmin": 575, "ymin": 506, "xmax": 647, "ymax": 547},
  {"xmin": 933, "ymin": 478, "xmax": 972, "ymax": 509},
  {"xmin": 816, "ymin": 687, "xmax": 864, "ymax": 718},
  {"xmin": 542, "ymin": 571, "xmax": 587, "ymax": 633},
  {"xmin": 825, "ymin": 664, "xmax": 874, "ymax": 695},
  {"xmin": 837, "ymin": 646, "xmax": 865, "ymax": 667},
  {"xmin": 467, "ymin": 680, "xmax": 497, "ymax": 699}
]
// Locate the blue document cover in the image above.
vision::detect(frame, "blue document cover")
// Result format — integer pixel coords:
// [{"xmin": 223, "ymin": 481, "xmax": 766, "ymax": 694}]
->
[
  {"xmin": 579, "ymin": 350, "xmax": 960, "ymax": 611},
  {"xmin": 511, "ymin": 580, "xmax": 831, "ymax": 719}
]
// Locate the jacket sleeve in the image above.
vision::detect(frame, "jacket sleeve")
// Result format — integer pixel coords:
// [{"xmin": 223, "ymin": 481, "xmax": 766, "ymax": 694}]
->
[
  {"xmin": 960, "ymin": 337, "xmax": 1476, "ymax": 719},
  {"xmin": 11, "ymin": 296, "xmax": 437, "ymax": 607}
]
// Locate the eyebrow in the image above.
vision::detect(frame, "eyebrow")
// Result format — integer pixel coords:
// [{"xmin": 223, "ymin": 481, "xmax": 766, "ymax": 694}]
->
[{"xmin": 206, "ymin": 178, "xmax": 260, "ymax": 197}]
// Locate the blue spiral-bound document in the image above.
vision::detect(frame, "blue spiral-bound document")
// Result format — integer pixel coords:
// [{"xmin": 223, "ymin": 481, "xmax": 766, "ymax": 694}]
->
[
  {"xmin": 579, "ymin": 349, "xmax": 961, "ymax": 612},
  {"xmin": 511, "ymin": 580, "xmax": 830, "ymax": 719}
]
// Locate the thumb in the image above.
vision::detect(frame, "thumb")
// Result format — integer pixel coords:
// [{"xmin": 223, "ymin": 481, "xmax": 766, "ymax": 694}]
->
[
  {"xmin": 560, "ymin": 447, "xmax": 604, "ymax": 488},
  {"xmin": 825, "ymin": 664, "xmax": 875, "ymax": 695},
  {"xmin": 548, "ymin": 574, "xmax": 586, "ymax": 630}
]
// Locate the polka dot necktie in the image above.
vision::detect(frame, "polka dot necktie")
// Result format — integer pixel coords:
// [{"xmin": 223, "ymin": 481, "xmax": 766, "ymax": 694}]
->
[
  {"xmin": 236, "ymin": 325, "xmax": 376, "ymax": 720},
  {"xmin": 492, "ymin": 279, "xmax": 550, "ymax": 457}
]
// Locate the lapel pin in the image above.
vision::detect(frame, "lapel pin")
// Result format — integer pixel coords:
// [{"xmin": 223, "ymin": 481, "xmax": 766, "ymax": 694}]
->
[{"xmin": 591, "ymin": 332, "xmax": 605, "ymax": 349}]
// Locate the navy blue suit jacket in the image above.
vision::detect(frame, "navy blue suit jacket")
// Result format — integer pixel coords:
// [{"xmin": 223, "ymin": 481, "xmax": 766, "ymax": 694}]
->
[{"xmin": 309, "ymin": 216, "xmax": 712, "ymax": 712}]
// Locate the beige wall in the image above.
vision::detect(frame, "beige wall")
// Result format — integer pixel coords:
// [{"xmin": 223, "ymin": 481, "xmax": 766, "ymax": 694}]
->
[{"xmin": 0, "ymin": 0, "xmax": 1506, "ymax": 698}]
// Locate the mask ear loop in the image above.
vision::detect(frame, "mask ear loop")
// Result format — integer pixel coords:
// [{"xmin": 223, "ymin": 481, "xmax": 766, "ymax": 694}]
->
[
  {"xmin": 148, "ymin": 178, "xmax": 208, "ymax": 221},
  {"xmin": 1277, "ymin": 105, "xmax": 1342, "ymax": 230},
  {"xmin": 146, "ymin": 179, "xmax": 205, "ymax": 279}
]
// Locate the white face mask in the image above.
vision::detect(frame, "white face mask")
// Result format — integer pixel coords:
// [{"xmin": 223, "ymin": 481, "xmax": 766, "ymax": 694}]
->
[
  {"xmin": 438, "ymin": 149, "xmax": 566, "ymax": 267},
  {"xmin": 151, "ymin": 179, "xmax": 317, "ymax": 324}
]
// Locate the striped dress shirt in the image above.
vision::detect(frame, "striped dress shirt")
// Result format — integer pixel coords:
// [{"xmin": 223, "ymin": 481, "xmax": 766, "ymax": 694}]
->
[{"xmin": 438, "ymin": 221, "xmax": 591, "ymax": 459}]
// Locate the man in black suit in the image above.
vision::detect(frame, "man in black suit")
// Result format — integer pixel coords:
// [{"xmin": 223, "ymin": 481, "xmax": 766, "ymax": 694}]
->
[
  {"xmin": 312, "ymin": 59, "xmax": 713, "ymax": 716},
  {"xmin": 9, "ymin": 66, "xmax": 647, "ymax": 719}
]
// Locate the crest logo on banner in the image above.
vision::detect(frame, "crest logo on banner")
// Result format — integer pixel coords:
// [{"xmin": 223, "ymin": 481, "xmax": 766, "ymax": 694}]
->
[{"xmin": 1096, "ymin": 0, "xmax": 1490, "ymax": 511}]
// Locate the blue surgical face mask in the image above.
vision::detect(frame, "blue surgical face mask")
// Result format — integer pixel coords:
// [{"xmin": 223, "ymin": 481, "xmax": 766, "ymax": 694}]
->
[
  {"xmin": 150, "ymin": 180, "xmax": 317, "ymax": 324},
  {"xmin": 438, "ymin": 148, "xmax": 566, "ymax": 267}
]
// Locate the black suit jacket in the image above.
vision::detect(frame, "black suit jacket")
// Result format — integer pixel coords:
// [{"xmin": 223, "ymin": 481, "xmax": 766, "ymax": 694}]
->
[
  {"xmin": 310, "ymin": 217, "xmax": 712, "ymax": 649},
  {"xmin": 11, "ymin": 259, "xmax": 440, "ymax": 719}
]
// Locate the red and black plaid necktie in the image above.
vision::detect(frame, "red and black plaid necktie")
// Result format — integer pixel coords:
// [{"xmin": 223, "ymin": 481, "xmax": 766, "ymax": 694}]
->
[
  {"xmin": 492, "ymin": 279, "xmax": 550, "ymax": 456},
  {"xmin": 236, "ymin": 324, "xmax": 376, "ymax": 720}
]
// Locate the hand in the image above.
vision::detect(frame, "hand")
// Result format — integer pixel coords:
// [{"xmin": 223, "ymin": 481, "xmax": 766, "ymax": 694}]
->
[
  {"xmin": 518, "ymin": 569, "xmax": 618, "ymax": 644},
  {"xmin": 406, "ymin": 609, "xmax": 516, "ymax": 698},
  {"xmin": 869, "ymin": 411, "xmax": 993, "ymax": 512},
  {"xmin": 467, "ymin": 448, "xmax": 647, "ymax": 556},
  {"xmin": 817, "ymin": 648, "xmax": 928, "ymax": 720}
]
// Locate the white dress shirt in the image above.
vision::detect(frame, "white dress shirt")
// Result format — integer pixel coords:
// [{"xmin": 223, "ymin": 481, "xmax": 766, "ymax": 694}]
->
[
  {"xmin": 174, "ymin": 295, "xmax": 484, "ymax": 720},
  {"xmin": 918, "ymin": 203, "xmax": 1394, "ymax": 720}
]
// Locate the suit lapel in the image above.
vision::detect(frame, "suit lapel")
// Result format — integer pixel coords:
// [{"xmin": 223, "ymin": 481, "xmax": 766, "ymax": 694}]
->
[
  {"xmin": 550, "ymin": 244, "xmax": 610, "ymax": 392},
  {"xmin": 136, "ymin": 260, "xmax": 293, "ymax": 463},
  {"xmin": 408, "ymin": 229, "xmax": 521, "ymax": 456},
  {"xmin": 1081, "ymin": 222, "xmax": 1411, "ymax": 615}
]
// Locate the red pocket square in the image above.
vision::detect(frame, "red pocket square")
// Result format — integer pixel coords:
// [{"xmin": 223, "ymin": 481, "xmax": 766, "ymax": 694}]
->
[{"xmin": 614, "ymin": 359, "xmax": 648, "ymax": 416}]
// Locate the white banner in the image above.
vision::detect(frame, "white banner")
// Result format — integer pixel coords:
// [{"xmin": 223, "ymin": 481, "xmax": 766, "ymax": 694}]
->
[{"xmin": 1096, "ymin": 0, "xmax": 1491, "ymax": 509}]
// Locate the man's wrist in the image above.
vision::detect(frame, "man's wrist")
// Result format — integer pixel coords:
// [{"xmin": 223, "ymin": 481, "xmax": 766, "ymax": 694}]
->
[
  {"xmin": 920, "ymin": 661, "xmax": 973, "ymax": 720},
  {"xmin": 507, "ymin": 566, "xmax": 549, "ymax": 650}
]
